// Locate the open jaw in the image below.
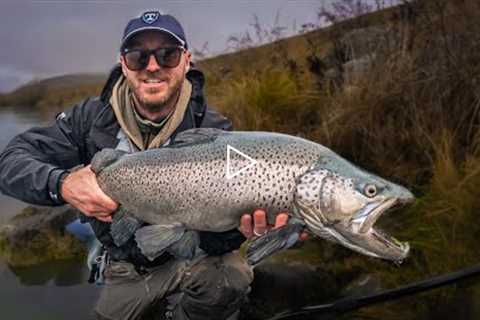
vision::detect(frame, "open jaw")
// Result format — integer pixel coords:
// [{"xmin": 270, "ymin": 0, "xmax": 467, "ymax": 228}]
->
[
  {"xmin": 349, "ymin": 198, "xmax": 410, "ymax": 261},
  {"xmin": 295, "ymin": 198, "xmax": 410, "ymax": 262}
]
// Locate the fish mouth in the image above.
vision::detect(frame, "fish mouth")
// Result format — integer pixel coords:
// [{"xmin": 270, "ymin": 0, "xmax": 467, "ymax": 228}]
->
[
  {"xmin": 351, "ymin": 198, "xmax": 411, "ymax": 261},
  {"xmin": 295, "ymin": 196, "xmax": 411, "ymax": 262}
]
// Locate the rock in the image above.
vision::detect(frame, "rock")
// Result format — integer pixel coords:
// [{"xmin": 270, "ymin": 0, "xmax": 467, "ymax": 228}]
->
[
  {"xmin": 321, "ymin": 26, "xmax": 397, "ymax": 87},
  {"xmin": 343, "ymin": 53, "xmax": 377, "ymax": 85},
  {"xmin": 0, "ymin": 205, "xmax": 87, "ymax": 267},
  {"xmin": 339, "ymin": 26, "xmax": 389, "ymax": 61}
]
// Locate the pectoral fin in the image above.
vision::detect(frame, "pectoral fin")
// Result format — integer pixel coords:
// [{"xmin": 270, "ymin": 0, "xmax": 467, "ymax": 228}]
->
[
  {"xmin": 169, "ymin": 128, "xmax": 224, "ymax": 148},
  {"xmin": 110, "ymin": 207, "xmax": 143, "ymax": 247},
  {"xmin": 166, "ymin": 230, "xmax": 200, "ymax": 260},
  {"xmin": 135, "ymin": 223, "xmax": 185, "ymax": 261},
  {"xmin": 246, "ymin": 218, "xmax": 305, "ymax": 265}
]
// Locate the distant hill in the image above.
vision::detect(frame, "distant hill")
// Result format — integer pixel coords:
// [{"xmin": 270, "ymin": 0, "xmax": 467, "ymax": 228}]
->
[
  {"xmin": 26, "ymin": 73, "xmax": 107, "ymax": 89},
  {"xmin": 0, "ymin": 73, "xmax": 107, "ymax": 113}
]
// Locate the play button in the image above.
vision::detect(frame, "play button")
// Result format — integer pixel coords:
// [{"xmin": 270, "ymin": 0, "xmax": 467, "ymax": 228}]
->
[{"xmin": 226, "ymin": 145, "xmax": 258, "ymax": 179}]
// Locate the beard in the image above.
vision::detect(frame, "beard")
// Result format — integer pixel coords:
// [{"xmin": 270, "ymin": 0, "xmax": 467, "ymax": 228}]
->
[{"xmin": 129, "ymin": 71, "xmax": 184, "ymax": 113}]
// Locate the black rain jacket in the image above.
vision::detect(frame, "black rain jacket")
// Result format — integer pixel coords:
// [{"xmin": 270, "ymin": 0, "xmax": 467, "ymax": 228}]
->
[{"xmin": 0, "ymin": 65, "xmax": 245, "ymax": 267}]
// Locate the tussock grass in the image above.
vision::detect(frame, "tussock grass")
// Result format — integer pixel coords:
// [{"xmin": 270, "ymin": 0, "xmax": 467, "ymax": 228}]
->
[{"xmin": 211, "ymin": 68, "xmax": 319, "ymax": 134}]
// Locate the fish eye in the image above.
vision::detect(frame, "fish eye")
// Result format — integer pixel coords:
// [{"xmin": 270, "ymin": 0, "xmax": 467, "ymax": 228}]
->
[{"xmin": 364, "ymin": 184, "xmax": 377, "ymax": 198}]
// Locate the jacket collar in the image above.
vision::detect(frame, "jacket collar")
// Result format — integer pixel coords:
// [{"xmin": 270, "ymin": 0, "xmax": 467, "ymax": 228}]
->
[{"xmin": 93, "ymin": 65, "xmax": 207, "ymax": 149}]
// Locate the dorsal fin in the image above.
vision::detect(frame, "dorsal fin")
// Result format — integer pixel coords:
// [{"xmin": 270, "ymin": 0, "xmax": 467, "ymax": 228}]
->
[
  {"xmin": 169, "ymin": 128, "xmax": 225, "ymax": 148},
  {"xmin": 91, "ymin": 148, "xmax": 128, "ymax": 174}
]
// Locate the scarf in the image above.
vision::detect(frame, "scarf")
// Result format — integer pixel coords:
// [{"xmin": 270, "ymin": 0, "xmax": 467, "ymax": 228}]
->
[{"xmin": 109, "ymin": 75, "xmax": 192, "ymax": 150}]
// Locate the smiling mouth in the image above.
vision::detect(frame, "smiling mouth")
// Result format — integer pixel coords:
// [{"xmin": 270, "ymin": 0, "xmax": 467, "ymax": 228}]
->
[{"xmin": 143, "ymin": 79, "xmax": 165, "ymax": 84}]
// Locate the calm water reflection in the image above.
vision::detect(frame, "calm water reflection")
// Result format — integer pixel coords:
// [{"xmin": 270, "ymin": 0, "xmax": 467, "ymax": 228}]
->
[
  {"xmin": 0, "ymin": 106, "xmax": 53, "ymax": 224},
  {"xmin": 0, "ymin": 106, "xmax": 99, "ymax": 320}
]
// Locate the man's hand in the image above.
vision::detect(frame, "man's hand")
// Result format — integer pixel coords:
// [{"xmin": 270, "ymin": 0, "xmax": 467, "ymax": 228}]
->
[
  {"xmin": 239, "ymin": 209, "xmax": 308, "ymax": 240},
  {"xmin": 60, "ymin": 165, "xmax": 118, "ymax": 222}
]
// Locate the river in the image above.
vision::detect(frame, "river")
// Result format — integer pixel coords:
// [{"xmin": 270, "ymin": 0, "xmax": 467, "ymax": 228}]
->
[{"xmin": 0, "ymin": 106, "xmax": 100, "ymax": 320}]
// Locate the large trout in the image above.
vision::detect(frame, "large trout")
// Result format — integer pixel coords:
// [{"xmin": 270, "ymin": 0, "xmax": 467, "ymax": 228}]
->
[{"xmin": 91, "ymin": 128, "xmax": 413, "ymax": 265}]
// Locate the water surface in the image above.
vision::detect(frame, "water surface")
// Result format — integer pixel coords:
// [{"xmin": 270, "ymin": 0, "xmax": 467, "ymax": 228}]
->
[{"xmin": 0, "ymin": 106, "xmax": 99, "ymax": 320}]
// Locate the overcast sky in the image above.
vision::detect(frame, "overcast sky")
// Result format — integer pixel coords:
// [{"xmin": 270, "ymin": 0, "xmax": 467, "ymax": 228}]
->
[{"xmin": 0, "ymin": 0, "xmax": 331, "ymax": 93}]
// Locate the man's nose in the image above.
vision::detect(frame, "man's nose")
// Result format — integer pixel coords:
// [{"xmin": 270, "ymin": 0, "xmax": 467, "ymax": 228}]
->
[{"xmin": 145, "ymin": 54, "xmax": 161, "ymax": 72}]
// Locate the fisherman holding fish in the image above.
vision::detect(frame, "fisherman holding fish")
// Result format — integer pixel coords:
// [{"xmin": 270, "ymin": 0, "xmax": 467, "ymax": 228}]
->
[{"xmin": 0, "ymin": 10, "xmax": 297, "ymax": 320}]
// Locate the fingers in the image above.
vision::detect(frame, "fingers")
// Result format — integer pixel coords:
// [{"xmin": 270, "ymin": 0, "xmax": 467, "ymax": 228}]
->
[
  {"xmin": 253, "ymin": 209, "xmax": 267, "ymax": 236},
  {"xmin": 61, "ymin": 165, "xmax": 119, "ymax": 219},
  {"xmin": 273, "ymin": 212, "xmax": 289, "ymax": 229},
  {"xmin": 85, "ymin": 165, "xmax": 118, "ymax": 212},
  {"xmin": 274, "ymin": 213, "xmax": 308, "ymax": 240},
  {"xmin": 239, "ymin": 214, "xmax": 253, "ymax": 238},
  {"xmin": 96, "ymin": 215, "xmax": 113, "ymax": 223},
  {"xmin": 238, "ymin": 209, "xmax": 268, "ymax": 238},
  {"xmin": 300, "ymin": 232, "xmax": 308, "ymax": 241},
  {"xmin": 238, "ymin": 209, "xmax": 308, "ymax": 242}
]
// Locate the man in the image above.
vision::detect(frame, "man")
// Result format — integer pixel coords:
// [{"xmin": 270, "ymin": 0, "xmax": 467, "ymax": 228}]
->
[{"xmin": 0, "ymin": 11, "xmax": 293, "ymax": 320}]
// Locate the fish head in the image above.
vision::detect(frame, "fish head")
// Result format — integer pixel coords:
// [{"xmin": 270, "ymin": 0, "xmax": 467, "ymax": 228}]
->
[{"xmin": 293, "ymin": 155, "xmax": 413, "ymax": 262}]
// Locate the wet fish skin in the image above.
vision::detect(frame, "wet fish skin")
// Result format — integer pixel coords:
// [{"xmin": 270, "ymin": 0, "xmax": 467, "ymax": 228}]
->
[{"xmin": 92, "ymin": 128, "xmax": 413, "ymax": 263}]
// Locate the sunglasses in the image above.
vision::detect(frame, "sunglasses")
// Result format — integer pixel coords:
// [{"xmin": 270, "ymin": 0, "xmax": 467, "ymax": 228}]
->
[{"xmin": 122, "ymin": 46, "xmax": 185, "ymax": 71}]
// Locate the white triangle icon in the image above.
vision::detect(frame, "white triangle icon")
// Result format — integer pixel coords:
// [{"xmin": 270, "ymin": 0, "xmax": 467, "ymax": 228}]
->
[{"xmin": 226, "ymin": 144, "xmax": 258, "ymax": 179}]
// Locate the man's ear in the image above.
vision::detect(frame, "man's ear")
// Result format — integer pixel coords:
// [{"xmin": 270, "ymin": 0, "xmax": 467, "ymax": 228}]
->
[
  {"xmin": 119, "ymin": 55, "xmax": 128, "ymax": 77},
  {"xmin": 185, "ymin": 51, "xmax": 192, "ymax": 74}
]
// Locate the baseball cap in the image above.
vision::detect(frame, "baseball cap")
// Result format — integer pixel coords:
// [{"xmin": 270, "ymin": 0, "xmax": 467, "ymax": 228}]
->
[{"xmin": 121, "ymin": 11, "xmax": 188, "ymax": 50}]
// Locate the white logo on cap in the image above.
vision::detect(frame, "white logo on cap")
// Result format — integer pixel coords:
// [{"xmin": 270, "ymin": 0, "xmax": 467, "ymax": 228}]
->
[{"xmin": 142, "ymin": 11, "xmax": 160, "ymax": 24}]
